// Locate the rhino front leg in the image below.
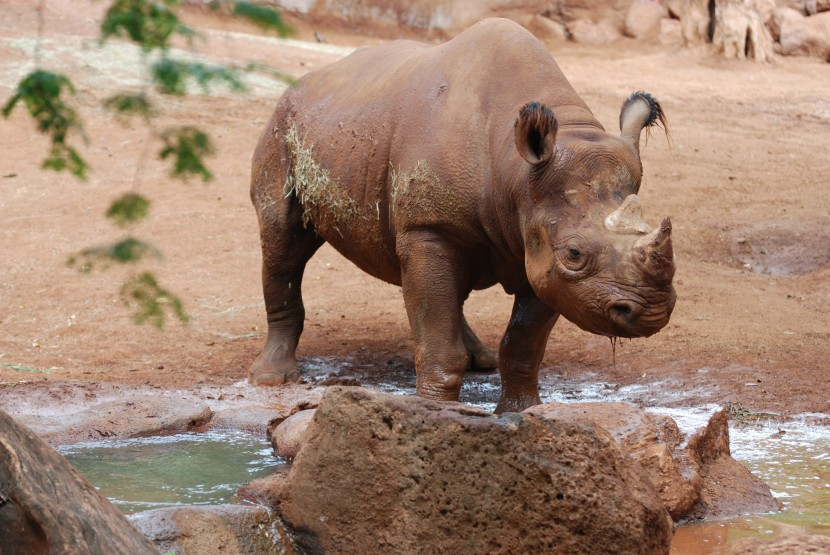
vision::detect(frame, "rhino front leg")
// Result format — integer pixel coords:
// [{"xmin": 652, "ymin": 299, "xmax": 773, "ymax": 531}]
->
[
  {"xmin": 495, "ymin": 292, "xmax": 559, "ymax": 414},
  {"xmin": 398, "ymin": 231, "xmax": 470, "ymax": 401}
]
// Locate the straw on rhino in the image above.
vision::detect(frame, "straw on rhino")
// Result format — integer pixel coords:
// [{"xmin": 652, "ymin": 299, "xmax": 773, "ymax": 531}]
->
[{"xmin": 249, "ymin": 18, "xmax": 676, "ymax": 413}]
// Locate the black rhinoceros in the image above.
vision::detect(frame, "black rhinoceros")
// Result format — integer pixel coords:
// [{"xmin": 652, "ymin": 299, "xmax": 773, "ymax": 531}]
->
[{"xmin": 249, "ymin": 18, "xmax": 676, "ymax": 413}]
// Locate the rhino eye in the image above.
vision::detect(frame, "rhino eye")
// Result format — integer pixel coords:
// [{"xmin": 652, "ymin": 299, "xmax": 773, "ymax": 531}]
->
[{"xmin": 558, "ymin": 240, "xmax": 591, "ymax": 274}]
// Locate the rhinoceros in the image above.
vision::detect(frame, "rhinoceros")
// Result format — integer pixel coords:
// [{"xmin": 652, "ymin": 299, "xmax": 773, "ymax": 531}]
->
[{"xmin": 249, "ymin": 18, "xmax": 676, "ymax": 413}]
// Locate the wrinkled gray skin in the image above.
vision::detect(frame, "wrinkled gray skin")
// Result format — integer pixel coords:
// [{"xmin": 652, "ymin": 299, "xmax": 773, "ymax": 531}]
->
[{"xmin": 249, "ymin": 18, "xmax": 676, "ymax": 413}]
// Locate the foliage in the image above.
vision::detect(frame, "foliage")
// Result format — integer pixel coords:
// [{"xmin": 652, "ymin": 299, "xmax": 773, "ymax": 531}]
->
[
  {"xmin": 68, "ymin": 237, "xmax": 161, "ymax": 273},
  {"xmin": 3, "ymin": 0, "xmax": 289, "ymax": 328},
  {"xmin": 233, "ymin": 1, "xmax": 291, "ymax": 35},
  {"xmin": 151, "ymin": 58, "xmax": 245, "ymax": 96},
  {"xmin": 104, "ymin": 92, "xmax": 154, "ymax": 123},
  {"xmin": 121, "ymin": 272, "xmax": 189, "ymax": 328},
  {"xmin": 159, "ymin": 126, "xmax": 215, "ymax": 180},
  {"xmin": 107, "ymin": 193, "xmax": 151, "ymax": 227},
  {"xmin": 100, "ymin": 0, "xmax": 194, "ymax": 50},
  {"xmin": 2, "ymin": 70, "xmax": 88, "ymax": 179}
]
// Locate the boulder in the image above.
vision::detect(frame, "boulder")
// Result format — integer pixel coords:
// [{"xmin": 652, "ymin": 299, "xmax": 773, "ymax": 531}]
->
[
  {"xmin": 274, "ymin": 386, "xmax": 673, "ymax": 554},
  {"xmin": 805, "ymin": 0, "xmax": 830, "ymax": 15},
  {"xmin": 569, "ymin": 18, "xmax": 624, "ymax": 43},
  {"xmin": 682, "ymin": 409, "xmax": 782, "ymax": 520},
  {"xmin": 523, "ymin": 14, "xmax": 569, "ymax": 43},
  {"xmin": 768, "ymin": 6, "xmax": 803, "ymax": 41},
  {"xmin": 269, "ymin": 408, "xmax": 316, "ymax": 459},
  {"xmin": 15, "ymin": 395, "xmax": 213, "ymax": 444},
  {"xmin": 712, "ymin": 0, "xmax": 776, "ymax": 61},
  {"xmin": 525, "ymin": 402, "xmax": 700, "ymax": 519},
  {"xmin": 0, "ymin": 410, "xmax": 157, "ymax": 555},
  {"xmin": 130, "ymin": 504, "xmax": 284, "ymax": 555},
  {"xmin": 778, "ymin": 10, "xmax": 830, "ymax": 58},
  {"xmin": 666, "ymin": 0, "xmax": 713, "ymax": 44},
  {"xmin": 625, "ymin": 0, "xmax": 670, "ymax": 40},
  {"xmin": 660, "ymin": 17, "xmax": 685, "ymax": 45},
  {"xmin": 527, "ymin": 404, "xmax": 780, "ymax": 522}
]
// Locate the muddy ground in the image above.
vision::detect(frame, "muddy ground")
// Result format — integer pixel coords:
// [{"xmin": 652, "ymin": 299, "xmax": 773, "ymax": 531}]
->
[{"xmin": 1, "ymin": 0, "xmax": 829, "ymax": 425}]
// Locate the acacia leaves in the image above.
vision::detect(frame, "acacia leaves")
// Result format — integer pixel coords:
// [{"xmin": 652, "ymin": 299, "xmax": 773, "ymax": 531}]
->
[
  {"xmin": 2, "ymin": 70, "xmax": 89, "ymax": 179},
  {"xmin": 101, "ymin": 0, "xmax": 194, "ymax": 51},
  {"xmin": 159, "ymin": 127, "xmax": 215, "ymax": 180},
  {"xmin": 122, "ymin": 272, "xmax": 189, "ymax": 327},
  {"xmin": 4, "ymin": 0, "xmax": 289, "ymax": 328},
  {"xmin": 233, "ymin": 1, "xmax": 291, "ymax": 35}
]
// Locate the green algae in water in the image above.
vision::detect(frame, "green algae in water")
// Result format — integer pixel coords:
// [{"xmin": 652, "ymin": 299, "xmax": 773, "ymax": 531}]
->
[{"xmin": 59, "ymin": 430, "xmax": 286, "ymax": 514}]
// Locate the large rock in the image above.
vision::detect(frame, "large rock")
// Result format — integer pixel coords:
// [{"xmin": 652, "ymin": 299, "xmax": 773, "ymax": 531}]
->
[
  {"xmin": 568, "ymin": 18, "xmax": 624, "ymax": 43},
  {"xmin": 683, "ymin": 409, "xmax": 782, "ymax": 520},
  {"xmin": 0, "ymin": 410, "xmax": 157, "ymax": 555},
  {"xmin": 666, "ymin": 0, "xmax": 713, "ymax": 44},
  {"xmin": 712, "ymin": 0, "xmax": 776, "ymax": 61},
  {"xmin": 275, "ymin": 0, "xmax": 636, "ymax": 37},
  {"xmin": 130, "ymin": 504, "xmax": 287, "ymax": 555},
  {"xmin": 778, "ymin": 10, "xmax": 830, "ymax": 58},
  {"xmin": 269, "ymin": 408, "xmax": 316, "ymax": 459},
  {"xmin": 274, "ymin": 387, "xmax": 673, "ymax": 554},
  {"xmin": 805, "ymin": 0, "xmax": 830, "ymax": 15},
  {"xmin": 526, "ymin": 404, "xmax": 780, "ymax": 521},
  {"xmin": 526, "ymin": 402, "xmax": 700, "ymax": 519},
  {"xmin": 625, "ymin": 0, "xmax": 669, "ymax": 40},
  {"xmin": 15, "ymin": 395, "xmax": 213, "ymax": 444}
]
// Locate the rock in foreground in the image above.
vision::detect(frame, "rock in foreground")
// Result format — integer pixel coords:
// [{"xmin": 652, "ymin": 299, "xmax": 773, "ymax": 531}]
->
[
  {"xmin": 275, "ymin": 387, "xmax": 673, "ymax": 554},
  {"xmin": 0, "ymin": 410, "xmax": 157, "ymax": 555}
]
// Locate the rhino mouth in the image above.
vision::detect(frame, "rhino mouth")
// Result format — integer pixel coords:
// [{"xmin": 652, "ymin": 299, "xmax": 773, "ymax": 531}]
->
[{"xmin": 602, "ymin": 290, "xmax": 676, "ymax": 339}]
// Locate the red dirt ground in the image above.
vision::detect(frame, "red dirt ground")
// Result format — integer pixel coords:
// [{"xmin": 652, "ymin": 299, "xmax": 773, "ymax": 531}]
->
[{"xmin": 1, "ymin": 0, "xmax": 829, "ymax": 418}]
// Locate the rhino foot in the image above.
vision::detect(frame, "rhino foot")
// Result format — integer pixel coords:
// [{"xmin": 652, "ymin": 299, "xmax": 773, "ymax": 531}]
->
[
  {"xmin": 248, "ymin": 355, "xmax": 300, "ymax": 386},
  {"xmin": 467, "ymin": 349, "xmax": 498, "ymax": 373}
]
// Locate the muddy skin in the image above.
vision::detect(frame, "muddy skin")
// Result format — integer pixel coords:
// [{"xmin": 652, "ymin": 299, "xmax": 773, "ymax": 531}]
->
[{"xmin": 250, "ymin": 18, "xmax": 675, "ymax": 412}]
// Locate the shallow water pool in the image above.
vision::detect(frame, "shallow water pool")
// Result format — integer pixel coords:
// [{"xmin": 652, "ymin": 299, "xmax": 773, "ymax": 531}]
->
[{"xmin": 59, "ymin": 430, "xmax": 286, "ymax": 514}]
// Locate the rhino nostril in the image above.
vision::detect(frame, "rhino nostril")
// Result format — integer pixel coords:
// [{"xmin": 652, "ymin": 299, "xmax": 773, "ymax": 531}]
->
[{"xmin": 609, "ymin": 301, "xmax": 643, "ymax": 323}]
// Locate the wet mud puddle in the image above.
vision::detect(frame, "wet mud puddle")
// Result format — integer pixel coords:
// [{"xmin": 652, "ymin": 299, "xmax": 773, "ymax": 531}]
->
[{"xmin": 58, "ymin": 430, "xmax": 286, "ymax": 513}]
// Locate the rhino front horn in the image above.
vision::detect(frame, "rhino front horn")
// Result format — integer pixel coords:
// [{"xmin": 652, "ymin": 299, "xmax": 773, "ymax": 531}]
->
[{"xmin": 635, "ymin": 217, "xmax": 675, "ymax": 283}]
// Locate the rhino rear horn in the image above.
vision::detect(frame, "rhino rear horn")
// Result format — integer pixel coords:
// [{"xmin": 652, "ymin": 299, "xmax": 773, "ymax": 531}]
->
[
  {"xmin": 619, "ymin": 92, "xmax": 669, "ymax": 152},
  {"xmin": 515, "ymin": 102, "xmax": 557, "ymax": 165}
]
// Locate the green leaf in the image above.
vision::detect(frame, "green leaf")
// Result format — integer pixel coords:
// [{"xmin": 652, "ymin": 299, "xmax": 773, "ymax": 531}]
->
[
  {"xmin": 101, "ymin": 0, "xmax": 194, "ymax": 51},
  {"xmin": 121, "ymin": 272, "xmax": 188, "ymax": 328},
  {"xmin": 159, "ymin": 126, "xmax": 215, "ymax": 181},
  {"xmin": 233, "ymin": 2, "xmax": 292, "ymax": 36},
  {"xmin": 152, "ymin": 57, "xmax": 245, "ymax": 96},
  {"xmin": 42, "ymin": 143, "xmax": 90, "ymax": 180},
  {"xmin": 103, "ymin": 92, "xmax": 154, "ymax": 123},
  {"xmin": 69, "ymin": 237, "xmax": 161, "ymax": 272},
  {"xmin": 107, "ymin": 193, "xmax": 151, "ymax": 227},
  {"xmin": 2, "ymin": 70, "xmax": 89, "ymax": 179}
]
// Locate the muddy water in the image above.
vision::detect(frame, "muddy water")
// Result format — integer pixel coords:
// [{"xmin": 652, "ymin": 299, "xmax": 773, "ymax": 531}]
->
[
  {"xmin": 667, "ymin": 412, "xmax": 830, "ymax": 553},
  {"xmin": 58, "ymin": 430, "xmax": 286, "ymax": 514}
]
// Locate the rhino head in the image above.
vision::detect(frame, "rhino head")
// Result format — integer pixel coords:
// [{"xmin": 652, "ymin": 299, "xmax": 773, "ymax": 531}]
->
[{"xmin": 517, "ymin": 92, "xmax": 676, "ymax": 338}]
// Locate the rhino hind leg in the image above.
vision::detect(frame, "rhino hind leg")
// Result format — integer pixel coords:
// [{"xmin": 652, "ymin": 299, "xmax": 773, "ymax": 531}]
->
[
  {"xmin": 250, "ymin": 126, "xmax": 324, "ymax": 386},
  {"xmin": 461, "ymin": 315, "xmax": 498, "ymax": 372},
  {"xmin": 250, "ymin": 204, "xmax": 323, "ymax": 385}
]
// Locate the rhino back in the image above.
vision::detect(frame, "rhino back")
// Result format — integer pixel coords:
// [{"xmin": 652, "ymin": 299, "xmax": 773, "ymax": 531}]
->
[{"xmin": 276, "ymin": 18, "xmax": 597, "ymax": 285}]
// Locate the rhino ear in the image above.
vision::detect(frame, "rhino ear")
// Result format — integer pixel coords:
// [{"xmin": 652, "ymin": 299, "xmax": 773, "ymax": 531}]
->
[
  {"xmin": 514, "ymin": 102, "xmax": 557, "ymax": 165},
  {"xmin": 619, "ymin": 91, "xmax": 669, "ymax": 152}
]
